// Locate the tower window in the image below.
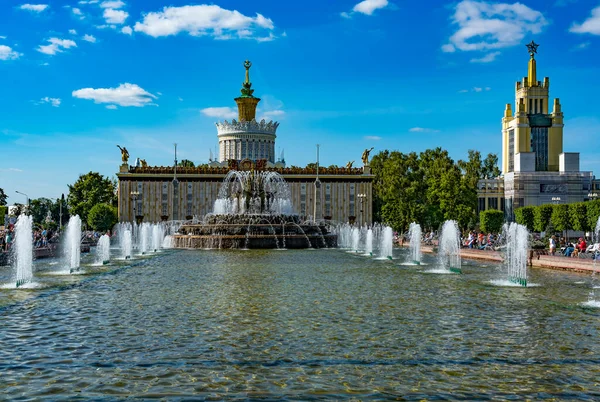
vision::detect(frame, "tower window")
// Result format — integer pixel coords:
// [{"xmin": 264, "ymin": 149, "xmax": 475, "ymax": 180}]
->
[
  {"xmin": 530, "ymin": 127, "xmax": 548, "ymax": 171},
  {"xmin": 529, "ymin": 99, "xmax": 532, "ymax": 114},
  {"xmin": 535, "ymin": 99, "xmax": 538, "ymax": 114},
  {"xmin": 508, "ymin": 129, "xmax": 515, "ymax": 172},
  {"xmin": 540, "ymin": 99, "xmax": 544, "ymax": 114}
]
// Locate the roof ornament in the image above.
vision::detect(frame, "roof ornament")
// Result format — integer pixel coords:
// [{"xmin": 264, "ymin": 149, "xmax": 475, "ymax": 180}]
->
[
  {"xmin": 526, "ymin": 40, "xmax": 539, "ymax": 58},
  {"xmin": 240, "ymin": 60, "xmax": 255, "ymax": 98}
]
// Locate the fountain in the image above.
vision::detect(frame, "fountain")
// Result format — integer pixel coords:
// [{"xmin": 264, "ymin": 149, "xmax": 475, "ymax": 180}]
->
[
  {"xmin": 95, "ymin": 234, "xmax": 111, "ymax": 265},
  {"xmin": 13, "ymin": 214, "xmax": 33, "ymax": 287},
  {"xmin": 139, "ymin": 222, "xmax": 151, "ymax": 255},
  {"xmin": 351, "ymin": 227, "xmax": 360, "ymax": 253},
  {"xmin": 64, "ymin": 215, "xmax": 82, "ymax": 273},
  {"xmin": 503, "ymin": 222, "xmax": 528, "ymax": 286},
  {"xmin": 365, "ymin": 228, "xmax": 373, "ymax": 256},
  {"xmin": 172, "ymin": 169, "xmax": 336, "ymax": 249},
  {"xmin": 584, "ymin": 217, "xmax": 600, "ymax": 306},
  {"xmin": 379, "ymin": 226, "xmax": 394, "ymax": 260},
  {"xmin": 152, "ymin": 224, "xmax": 163, "ymax": 252},
  {"xmin": 115, "ymin": 222, "xmax": 133, "ymax": 260},
  {"xmin": 438, "ymin": 220, "xmax": 461, "ymax": 273},
  {"xmin": 408, "ymin": 222, "xmax": 422, "ymax": 265}
]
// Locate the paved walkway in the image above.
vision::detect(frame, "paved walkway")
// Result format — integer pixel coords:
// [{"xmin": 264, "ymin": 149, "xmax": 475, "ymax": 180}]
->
[{"xmin": 414, "ymin": 245, "xmax": 599, "ymax": 274}]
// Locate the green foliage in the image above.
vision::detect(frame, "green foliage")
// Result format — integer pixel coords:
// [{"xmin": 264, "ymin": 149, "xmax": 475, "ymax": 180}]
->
[
  {"xmin": 371, "ymin": 147, "xmax": 488, "ymax": 232},
  {"xmin": 0, "ymin": 206, "xmax": 6, "ymax": 225},
  {"xmin": 0, "ymin": 188, "xmax": 7, "ymax": 206},
  {"xmin": 586, "ymin": 199, "xmax": 600, "ymax": 234},
  {"xmin": 29, "ymin": 198, "xmax": 54, "ymax": 225},
  {"xmin": 534, "ymin": 204, "xmax": 554, "ymax": 232},
  {"xmin": 551, "ymin": 204, "xmax": 571, "ymax": 232},
  {"xmin": 479, "ymin": 209, "xmax": 504, "ymax": 233},
  {"xmin": 178, "ymin": 159, "xmax": 195, "ymax": 167},
  {"xmin": 569, "ymin": 202, "xmax": 589, "ymax": 232},
  {"xmin": 87, "ymin": 203, "xmax": 118, "ymax": 232},
  {"xmin": 515, "ymin": 206, "xmax": 535, "ymax": 232},
  {"xmin": 68, "ymin": 172, "xmax": 117, "ymax": 224},
  {"xmin": 11, "ymin": 203, "xmax": 24, "ymax": 217},
  {"xmin": 482, "ymin": 153, "xmax": 501, "ymax": 179}
]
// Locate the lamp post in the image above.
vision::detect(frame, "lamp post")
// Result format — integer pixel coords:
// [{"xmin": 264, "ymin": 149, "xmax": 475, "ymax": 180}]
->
[
  {"xmin": 588, "ymin": 192, "xmax": 599, "ymax": 201},
  {"xmin": 15, "ymin": 191, "xmax": 29, "ymax": 213},
  {"xmin": 357, "ymin": 193, "xmax": 367, "ymax": 226},
  {"xmin": 130, "ymin": 190, "xmax": 140, "ymax": 224},
  {"xmin": 552, "ymin": 196, "xmax": 561, "ymax": 205}
]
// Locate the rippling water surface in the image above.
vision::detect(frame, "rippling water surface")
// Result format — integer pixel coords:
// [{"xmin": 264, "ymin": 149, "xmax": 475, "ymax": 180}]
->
[{"xmin": 1, "ymin": 249, "xmax": 600, "ymax": 400}]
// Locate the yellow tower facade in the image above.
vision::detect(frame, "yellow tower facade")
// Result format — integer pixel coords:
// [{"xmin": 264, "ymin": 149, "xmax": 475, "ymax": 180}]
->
[{"xmin": 502, "ymin": 41, "xmax": 564, "ymax": 173}]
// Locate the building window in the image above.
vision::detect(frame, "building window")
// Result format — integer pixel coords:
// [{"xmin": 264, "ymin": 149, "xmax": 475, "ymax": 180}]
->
[
  {"xmin": 500, "ymin": 198, "xmax": 505, "ymax": 212},
  {"xmin": 540, "ymin": 99, "xmax": 544, "ymax": 114},
  {"xmin": 534, "ymin": 99, "xmax": 538, "ymax": 114},
  {"xmin": 529, "ymin": 98, "xmax": 533, "ymax": 114},
  {"xmin": 530, "ymin": 127, "xmax": 548, "ymax": 171},
  {"xmin": 508, "ymin": 129, "xmax": 515, "ymax": 172},
  {"xmin": 478, "ymin": 197, "xmax": 486, "ymax": 213},
  {"xmin": 489, "ymin": 198, "xmax": 498, "ymax": 210}
]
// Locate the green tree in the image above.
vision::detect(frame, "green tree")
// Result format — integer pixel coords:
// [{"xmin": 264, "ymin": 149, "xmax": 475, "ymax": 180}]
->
[
  {"xmin": 0, "ymin": 206, "xmax": 6, "ymax": 225},
  {"xmin": 551, "ymin": 204, "xmax": 571, "ymax": 238},
  {"xmin": 586, "ymin": 199, "xmax": 600, "ymax": 235},
  {"xmin": 569, "ymin": 202, "xmax": 589, "ymax": 233},
  {"xmin": 178, "ymin": 159, "xmax": 195, "ymax": 167},
  {"xmin": 68, "ymin": 172, "xmax": 117, "ymax": 224},
  {"xmin": 29, "ymin": 198, "xmax": 54, "ymax": 226},
  {"xmin": 534, "ymin": 204, "xmax": 553, "ymax": 232},
  {"xmin": 0, "ymin": 188, "xmax": 7, "ymax": 206},
  {"xmin": 87, "ymin": 203, "xmax": 118, "ymax": 232},
  {"xmin": 482, "ymin": 153, "xmax": 501, "ymax": 179},
  {"xmin": 49, "ymin": 194, "xmax": 69, "ymax": 229},
  {"xmin": 514, "ymin": 206, "xmax": 535, "ymax": 232},
  {"xmin": 480, "ymin": 209, "xmax": 504, "ymax": 233}
]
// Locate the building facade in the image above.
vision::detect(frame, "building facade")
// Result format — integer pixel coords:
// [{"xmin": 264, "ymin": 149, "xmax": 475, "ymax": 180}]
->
[
  {"xmin": 478, "ymin": 41, "xmax": 597, "ymax": 220},
  {"xmin": 117, "ymin": 62, "xmax": 374, "ymax": 225}
]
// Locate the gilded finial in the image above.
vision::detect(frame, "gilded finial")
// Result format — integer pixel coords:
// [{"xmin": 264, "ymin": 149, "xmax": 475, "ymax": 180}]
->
[{"xmin": 526, "ymin": 40, "xmax": 539, "ymax": 58}]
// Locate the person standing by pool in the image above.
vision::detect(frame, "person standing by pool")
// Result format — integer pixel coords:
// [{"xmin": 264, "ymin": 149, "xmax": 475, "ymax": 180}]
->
[{"xmin": 549, "ymin": 235, "xmax": 557, "ymax": 255}]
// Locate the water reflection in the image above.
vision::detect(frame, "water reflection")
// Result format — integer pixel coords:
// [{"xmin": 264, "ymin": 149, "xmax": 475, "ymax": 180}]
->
[{"xmin": 0, "ymin": 248, "xmax": 599, "ymax": 399}]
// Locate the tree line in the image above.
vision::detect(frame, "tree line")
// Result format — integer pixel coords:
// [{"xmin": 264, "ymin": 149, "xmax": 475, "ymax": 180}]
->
[
  {"xmin": 515, "ymin": 200, "xmax": 600, "ymax": 237},
  {"xmin": 370, "ymin": 148, "xmax": 501, "ymax": 233},
  {"xmin": 1, "ymin": 172, "xmax": 118, "ymax": 232}
]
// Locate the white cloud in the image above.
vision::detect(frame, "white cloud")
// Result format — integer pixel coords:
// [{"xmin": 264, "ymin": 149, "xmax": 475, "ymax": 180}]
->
[
  {"xmin": 37, "ymin": 38, "xmax": 77, "ymax": 55},
  {"xmin": 178, "ymin": 97, "xmax": 183, "ymax": 101},
  {"xmin": 106, "ymin": 104, "xmax": 118, "ymax": 109},
  {"xmin": 458, "ymin": 87, "xmax": 491, "ymax": 93},
  {"xmin": 353, "ymin": 0, "xmax": 388, "ymax": 15},
  {"xmin": 100, "ymin": 0, "xmax": 125, "ymax": 8},
  {"xmin": 78, "ymin": 0, "xmax": 99, "ymax": 3},
  {"xmin": 0, "ymin": 36, "xmax": 6, "ymax": 39},
  {"xmin": 473, "ymin": 87, "xmax": 483, "ymax": 92},
  {"xmin": 133, "ymin": 5, "xmax": 275, "ymax": 41},
  {"xmin": 121, "ymin": 26, "xmax": 132, "ymax": 35},
  {"xmin": 72, "ymin": 83, "xmax": 157, "ymax": 107},
  {"xmin": 259, "ymin": 109, "xmax": 285, "ymax": 121},
  {"xmin": 470, "ymin": 51, "xmax": 501, "ymax": 63},
  {"xmin": 409, "ymin": 127, "xmax": 440, "ymax": 133},
  {"xmin": 570, "ymin": 6, "xmax": 600, "ymax": 35},
  {"xmin": 104, "ymin": 8, "xmax": 128, "ymax": 24},
  {"xmin": 364, "ymin": 135, "xmax": 382, "ymax": 140},
  {"xmin": 69, "ymin": 29, "xmax": 77, "ymax": 34},
  {"xmin": 40, "ymin": 97, "xmax": 61, "ymax": 107},
  {"xmin": 82, "ymin": 34, "xmax": 97, "ymax": 43},
  {"xmin": 442, "ymin": 1, "xmax": 548, "ymax": 53},
  {"xmin": 72, "ymin": 7, "xmax": 83, "ymax": 15},
  {"xmin": 201, "ymin": 107, "xmax": 237, "ymax": 119},
  {"xmin": 0, "ymin": 45, "xmax": 22, "ymax": 60},
  {"xmin": 19, "ymin": 4, "xmax": 48, "ymax": 12}
]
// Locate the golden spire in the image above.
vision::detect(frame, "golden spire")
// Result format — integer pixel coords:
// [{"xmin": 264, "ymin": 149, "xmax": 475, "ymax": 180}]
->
[
  {"xmin": 235, "ymin": 60, "xmax": 261, "ymax": 121},
  {"xmin": 526, "ymin": 40, "xmax": 539, "ymax": 87}
]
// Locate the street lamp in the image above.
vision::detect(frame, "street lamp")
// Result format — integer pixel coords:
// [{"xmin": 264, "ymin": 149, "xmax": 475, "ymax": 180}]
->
[
  {"xmin": 15, "ymin": 191, "xmax": 30, "ymax": 211},
  {"xmin": 588, "ymin": 192, "xmax": 599, "ymax": 201},
  {"xmin": 357, "ymin": 193, "xmax": 367, "ymax": 226},
  {"xmin": 552, "ymin": 196, "xmax": 561, "ymax": 204},
  {"xmin": 130, "ymin": 190, "xmax": 140, "ymax": 224}
]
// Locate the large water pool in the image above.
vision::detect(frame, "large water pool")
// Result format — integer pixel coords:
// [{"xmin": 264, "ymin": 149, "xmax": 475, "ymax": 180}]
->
[{"xmin": 1, "ymin": 249, "xmax": 600, "ymax": 400}]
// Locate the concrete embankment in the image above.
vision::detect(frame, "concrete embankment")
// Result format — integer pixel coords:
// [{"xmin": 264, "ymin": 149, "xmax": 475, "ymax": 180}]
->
[{"xmin": 412, "ymin": 245, "xmax": 599, "ymax": 274}]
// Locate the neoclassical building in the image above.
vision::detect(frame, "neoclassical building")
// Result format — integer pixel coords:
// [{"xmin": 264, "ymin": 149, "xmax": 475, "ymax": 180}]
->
[
  {"xmin": 478, "ymin": 41, "xmax": 597, "ymax": 218},
  {"xmin": 116, "ymin": 62, "xmax": 374, "ymax": 225}
]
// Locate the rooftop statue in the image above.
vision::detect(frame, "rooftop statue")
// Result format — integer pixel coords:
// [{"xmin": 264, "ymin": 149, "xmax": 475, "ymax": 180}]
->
[
  {"xmin": 362, "ymin": 147, "xmax": 374, "ymax": 166},
  {"xmin": 117, "ymin": 145, "xmax": 129, "ymax": 164},
  {"xmin": 346, "ymin": 161, "xmax": 354, "ymax": 169}
]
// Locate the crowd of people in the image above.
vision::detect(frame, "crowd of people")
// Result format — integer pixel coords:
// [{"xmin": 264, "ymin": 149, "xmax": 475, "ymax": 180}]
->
[
  {"xmin": 0, "ymin": 224, "xmax": 59, "ymax": 252},
  {"xmin": 549, "ymin": 235, "xmax": 599, "ymax": 258}
]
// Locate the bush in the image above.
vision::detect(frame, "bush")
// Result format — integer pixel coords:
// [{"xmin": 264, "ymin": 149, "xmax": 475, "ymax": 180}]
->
[
  {"xmin": 479, "ymin": 209, "xmax": 504, "ymax": 233},
  {"xmin": 569, "ymin": 202, "xmax": 589, "ymax": 233},
  {"xmin": 551, "ymin": 204, "xmax": 571, "ymax": 233},
  {"xmin": 534, "ymin": 204, "xmax": 553, "ymax": 232},
  {"xmin": 587, "ymin": 199, "xmax": 600, "ymax": 234},
  {"xmin": 0, "ymin": 205, "xmax": 6, "ymax": 226},
  {"xmin": 87, "ymin": 203, "xmax": 117, "ymax": 232},
  {"xmin": 515, "ymin": 206, "xmax": 535, "ymax": 232}
]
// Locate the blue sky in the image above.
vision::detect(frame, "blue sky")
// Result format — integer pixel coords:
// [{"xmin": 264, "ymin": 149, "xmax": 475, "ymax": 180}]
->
[{"xmin": 1, "ymin": 0, "xmax": 600, "ymax": 202}]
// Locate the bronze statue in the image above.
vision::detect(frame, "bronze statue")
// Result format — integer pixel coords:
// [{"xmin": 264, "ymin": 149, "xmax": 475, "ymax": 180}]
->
[
  {"xmin": 117, "ymin": 145, "xmax": 129, "ymax": 163},
  {"xmin": 140, "ymin": 159, "xmax": 148, "ymax": 168},
  {"xmin": 244, "ymin": 60, "xmax": 252, "ymax": 83},
  {"xmin": 362, "ymin": 147, "xmax": 374, "ymax": 165},
  {"xmin": 346, "ymin": 160, "xmax": 354, "ymax": 169}
]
